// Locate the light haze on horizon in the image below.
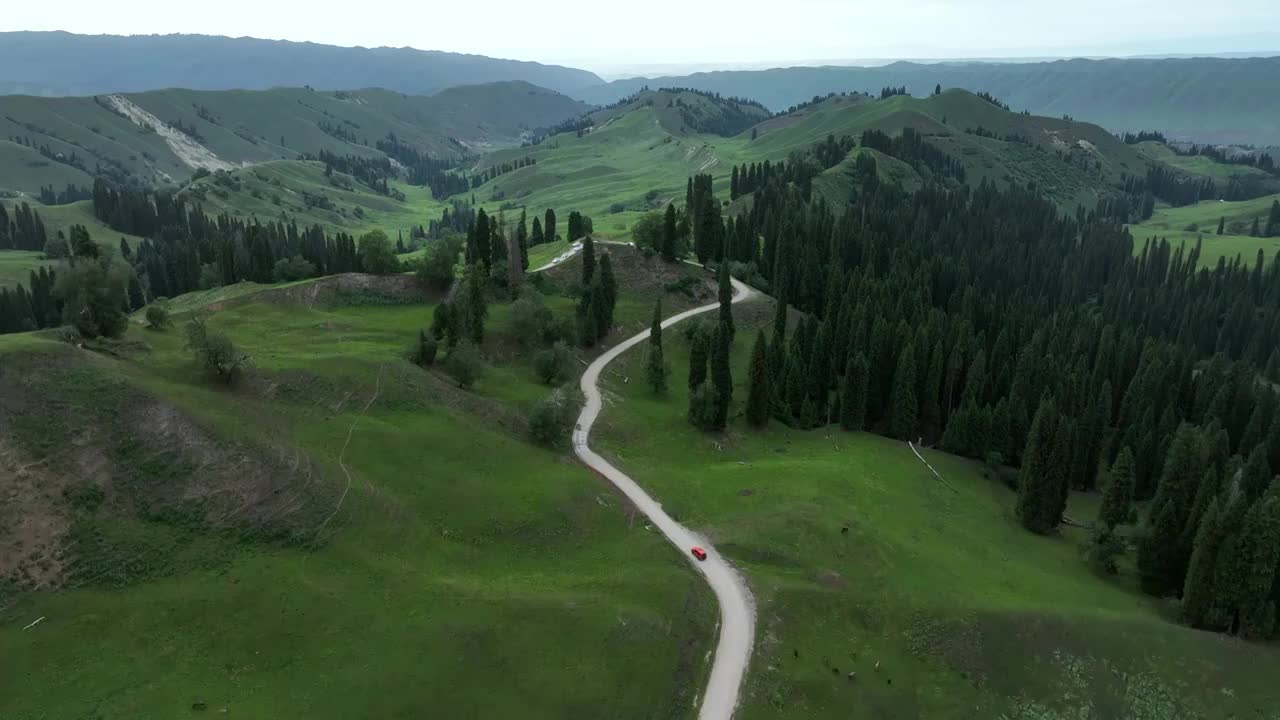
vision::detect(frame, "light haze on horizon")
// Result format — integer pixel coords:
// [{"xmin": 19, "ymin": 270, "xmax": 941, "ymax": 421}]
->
[{"xmin": 4, "ymin": 0, "xmax": 1279, "ymax": 76}]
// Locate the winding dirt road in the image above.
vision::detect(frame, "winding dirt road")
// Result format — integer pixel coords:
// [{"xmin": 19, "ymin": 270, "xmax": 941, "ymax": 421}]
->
[{"xmin": 572, "ymin": 275, "xmax": 758, "ymax": 720}]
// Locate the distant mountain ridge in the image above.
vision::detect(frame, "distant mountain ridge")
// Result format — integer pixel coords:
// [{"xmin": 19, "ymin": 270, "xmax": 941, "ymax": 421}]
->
[
  {"xmin": 573, "ymin": 57, "xmax": 1280, "ymax": 146},
  {"xmin": 0, "ymin": 81, "xmax": 588, "ymax": 193},
  {"xmin": 0, "ymin": 31, "xmax": 603, "ymax": 97}
]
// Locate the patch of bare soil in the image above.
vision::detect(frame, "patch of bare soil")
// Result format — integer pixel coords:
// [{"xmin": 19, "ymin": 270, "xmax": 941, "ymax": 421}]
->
[{"xmin": 256, "ymin": 273, "xmax": 436, "ymax": 307}]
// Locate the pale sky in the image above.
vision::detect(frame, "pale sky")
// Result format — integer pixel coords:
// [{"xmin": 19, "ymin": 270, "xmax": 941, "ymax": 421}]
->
[{"xmin": 5, "ymin": 0, "xmax": 1279, "ymax": 74}]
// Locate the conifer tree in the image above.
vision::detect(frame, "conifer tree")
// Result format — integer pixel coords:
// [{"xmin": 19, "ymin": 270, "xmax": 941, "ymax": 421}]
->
[
  {"xmin": 516, "ymin": 209, "xmax": 529, "ymax": 270},
  {"xmin": 1207, "ymin": 494, "xmax": 1254, "ymax": 631},
  {"xmin": 1017, "ymin": 393, "xmax": 1067, "ymax": 534},
  {"xmin": 889, "ymin": 342, "xmax": 918, "ymax": 440},
  {"xmin": 718, "ymin": 258, "xmax": 734, "ymax": 340},
  {"xmin": 582, "ymin": 234, "xmax": 596, "ymax": 287},
  {"xmin": 688, "ymin": 326, "xmax": 709, "ymax": 391},
  {"xmin": 661, "ymin": 203, "xmax": 678, "ymax": 262},
  {"xmin": 544, "ymin": 208, "xmax": 557, "ymax": 243},
  {"xmin": 841, "ymin": 353, "xmax": 869, "ymax": 431},
  {"xmin": 599, "ymin": 252, "xmax": 617, "ymax": 319},
  {"xmin": 465, "ymin": 264, "xmax": 487, "ymax": 344},
  {"xmin": 1241, "ymin": 444, "xmax": 1274, "ymax": 503},
  {"xmin": 1217, "ymin": 216, "xmax": 1225, "ymax": 235},
  {"xmin": 1183, "ymin": 496, "xmax": 1228, "ymax": 627},
  {"xmin": 1139, "ymin": 425, "xmax": 1208, "ymax": 596},
  {"xmin": 704, "ymin": 321, "xmax": 733, "ymax": 430},
  {"xmin": 1099, "ymin": 447, "xmax": 1136, "ymax": 530},
  {"xmin": 746, "ymin": 330, "xmax": 770, "ymax": 428},
  {"xmin": 784, "ymin": 348, "xmax": 807, "ymax": 422},
  {"xmin": 1238, "ymin": 491, "xmax": 1280, "ymax": 638},
  {"xmin": 530, "ymin": 216, "xmax": 544, "ymax": 247},
  {"xmin": 646, "ymin": 300, "xmax": 667, "ymax": 394}
]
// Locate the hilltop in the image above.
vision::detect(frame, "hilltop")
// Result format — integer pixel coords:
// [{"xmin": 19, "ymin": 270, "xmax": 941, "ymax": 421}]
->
[
  {"xmin": 0, "ymin": 82, "xmax": 588, "ymax": 193},
  {"xmin": 0, "ymin": 31, "xmax": 602, "ymax": 97}
]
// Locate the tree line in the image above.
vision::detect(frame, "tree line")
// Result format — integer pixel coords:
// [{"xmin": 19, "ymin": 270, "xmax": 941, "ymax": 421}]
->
[{"xmin": 644, "ymin": 133, "xmax": 1280, "ymax": 639}]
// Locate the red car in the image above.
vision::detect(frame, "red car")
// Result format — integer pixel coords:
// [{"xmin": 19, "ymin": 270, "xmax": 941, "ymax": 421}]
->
[{"xmin": 691, "ymin": 546, "xmax": 708, "ymax": 561}]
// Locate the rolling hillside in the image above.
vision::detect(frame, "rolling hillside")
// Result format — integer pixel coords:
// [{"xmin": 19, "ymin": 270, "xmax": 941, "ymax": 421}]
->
[
  {"xmin": 0, "ymin": 31, "xmax": 601, "ymax": 97},
  {"xmin": 573, "ymin": 57, "xmax": 1280, "ymax": 146},
  {"xmin": 466, "ymin": 88, "xmax": 1162, "ymax": 231},
  {"xmin": 0, "ymin": 82, "xmax": 588, "ymax": 193}
]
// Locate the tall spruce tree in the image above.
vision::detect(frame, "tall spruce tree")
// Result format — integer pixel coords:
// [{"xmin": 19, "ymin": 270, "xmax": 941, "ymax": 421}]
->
[
  {"xmin": 582, "ymin": 234, "xmax": 596, "ymax": 287},
  {"xmin": 1017, "ymin": 393, "xmax": 1067, "ymax": 534},
  {"xmin": 746, "ymin": 330, "xmax": 771, "ymax": 428},
  {"xmin": 646, "ymin": 300, "xmax": 668, "ymax": 394},
  {"xmin": 516, "ymin": 209, "xmax": 529, "ymax": 270},
  {"xmin": 1183, "ymin": 496, "xmax": 1229, "ymax": 627},
  {"xmin": 688, "ymin": 326, "xmax": 710, "ymax": 391},
  {"xmin": 544, "ymin": 208, "xmax": 557, "ymax": 243},
  {"xmin": 709, "ymin": 320, "xmax": 733, "ymax": 430},
  {"xmin": 889, "ymin": 342, "xmax": 919, "ymax": 440},
  {"xmin": 841, "ymin": 353, "xmax": 869, "ymax": 431},
  {"xmin": 1098, "ymin": 447, "xmax": 1136, "ymax": 529},
  {"xmin": 661, "ymin": 204, "xmax": 678, "ymax": 262},
  {"xmin": 1139, "ymin": 424, "xmax": 1209, "ymax": 596},
  {"xmin": 718, "ymin": 258, "xmax": 734, "ymax": 340}
]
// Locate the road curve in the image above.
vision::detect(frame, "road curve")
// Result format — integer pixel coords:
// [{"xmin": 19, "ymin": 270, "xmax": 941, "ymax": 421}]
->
[{"xmin": 572, "ymin": 275, "xmax": 758, "ymax": 720}]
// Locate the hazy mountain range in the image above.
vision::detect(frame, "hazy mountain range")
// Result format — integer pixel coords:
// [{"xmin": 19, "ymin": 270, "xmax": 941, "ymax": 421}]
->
[{"xmin": 3, "ymin": 32, "xmax": 1279, "ymax": 145}]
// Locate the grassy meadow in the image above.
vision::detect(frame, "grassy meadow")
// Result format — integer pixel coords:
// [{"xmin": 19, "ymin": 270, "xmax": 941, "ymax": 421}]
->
[
  {"xmin": 1127, "ymin": 193, "xmax": 1280, "ymax": 267},
  {"xmin": 591, "ymin": 296, "xmax": 1280, "ymax": 719},
  {"xmin": 0, "ymin": 261, "xmax": 719, "ymax": 719}
]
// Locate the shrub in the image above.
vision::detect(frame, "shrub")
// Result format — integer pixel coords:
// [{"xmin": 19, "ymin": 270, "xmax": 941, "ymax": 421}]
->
[
  {"xmin": 184, "ymin": 315, "xmax": 250, "ymax": 384},
  {"xmin": 443, "ymin": 341, "xmax": 483, "ymax": 389},
  {"xmin": 533, "ymin": 341, "xmax": 574, "ymax": 385},
  {"xmin": 56, "ymin": 254, "xmax": 129, "ymax": 339},
  {"xmin": 609, "ymin": 202, "xmax": 626, "ymax": 214},
  {"xmin": 510, "ymin": 290, "xmax": 554, "ymax": 347},
  {"xmin": 145, "ymin": 304, "xmax": 171, "ymax": 330},
  {"xmin": 412, "ymin": 329, "xmax": 438, "ymax": 366},
  {"xmin": 273, "ymin": 254, "xmax": 316, "ymax": 282},
  {"xmin": 528, "ymin": 386, "xmax": 581, "ymax": 447},
  {"xmin": 414, "ymin": 235, "xmax": 463, "ymax": 289},
  {"xmin": 358, "ymin": 229, "xmax": 400, "ymax": 274}
]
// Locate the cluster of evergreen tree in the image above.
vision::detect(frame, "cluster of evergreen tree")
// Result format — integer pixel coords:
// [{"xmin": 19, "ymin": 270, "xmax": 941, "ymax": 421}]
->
[
  {"xmin": 311, "ymin": 151, "xmax": 404, "ymax": 199},
  {"xmin": 1121, "ymin": 130, "xmax": 1168, "ymax": 145},
  {"xmin": 1122, "ymin": 166, "xmax": 1219, "ymax": 211},
  {"xmin": 975, "ymin": 91, "xmax": 1011, "ymax": 111},
  {"xmin": 7, "ymin": 134, "xmax": 89, "ymax": 173},
  {"xmin": 860, "ymin": 128, "xmax": 967, "ymax": 183},
  {"xmin": 525, "ymin": 116, "xmax": 595, "ymax": 146},
  {"xmin": 719, "ymin": 144, "xmax": 1280, "ymax": 636},
  {"xmin": 37, "ymin": 183, "xmax": 92, "ymax": 206},
  {"xmin": 470, "ymin": 157, "xmax": 536, "ymax": 189},
  {"xmin": 0, "ymin": 266, "xmax": 59, "ymax": 334},
  {"xmin": 374, "ymin": 132, "xmax": 471, "ymax": 198},
  {"xmin": 1174, "ymin": 144, "xmax": 1278, "ymax": 175},
  {"xmin": 688, "ymin": 262, "xmax": 736, "ymax": 430},
  {"xmin": 878, "ymin": 86, "xmax": 908, "ymax": 99},
  {"xmin": 315, "ymin": 119, "xmax": 359, "ymax": 144},
  {"xmin": 575, "ymin": 236, "xmax": 617, "ymax": 347},
  {"xmin": 87, "ymin": 180, "xmax": 362, "ymax": 298},
  {"xmin": 0, "ymin": 202, "xmax": 49, "ymax": 251},
  {"xmin": 659, "ymin": 88, "xmax": 766, "ymax": 137}
]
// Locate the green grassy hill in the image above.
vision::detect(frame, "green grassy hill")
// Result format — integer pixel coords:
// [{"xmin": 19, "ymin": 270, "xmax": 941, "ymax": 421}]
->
[
  {"xmin": 594, "ymin": 297, "xmax": 1280, "ymax": 719},
  {"xmin": 467, "ymin": 89, "xmax": 1163, "ymax": 234},
  {"xmin": 0, "ymin": 253, "xmax": 718, "ymax": 718},
  {"xmin": 176, "ymin": 160, "xmax": 447, "ymax": 240},
  {"xmin": 1127, "ymin": 193, "xmax": 1280, "ymax": 266},
  {"xmin": 0, "ymin": 82, "xmax": 588, "ymax": 193}
]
